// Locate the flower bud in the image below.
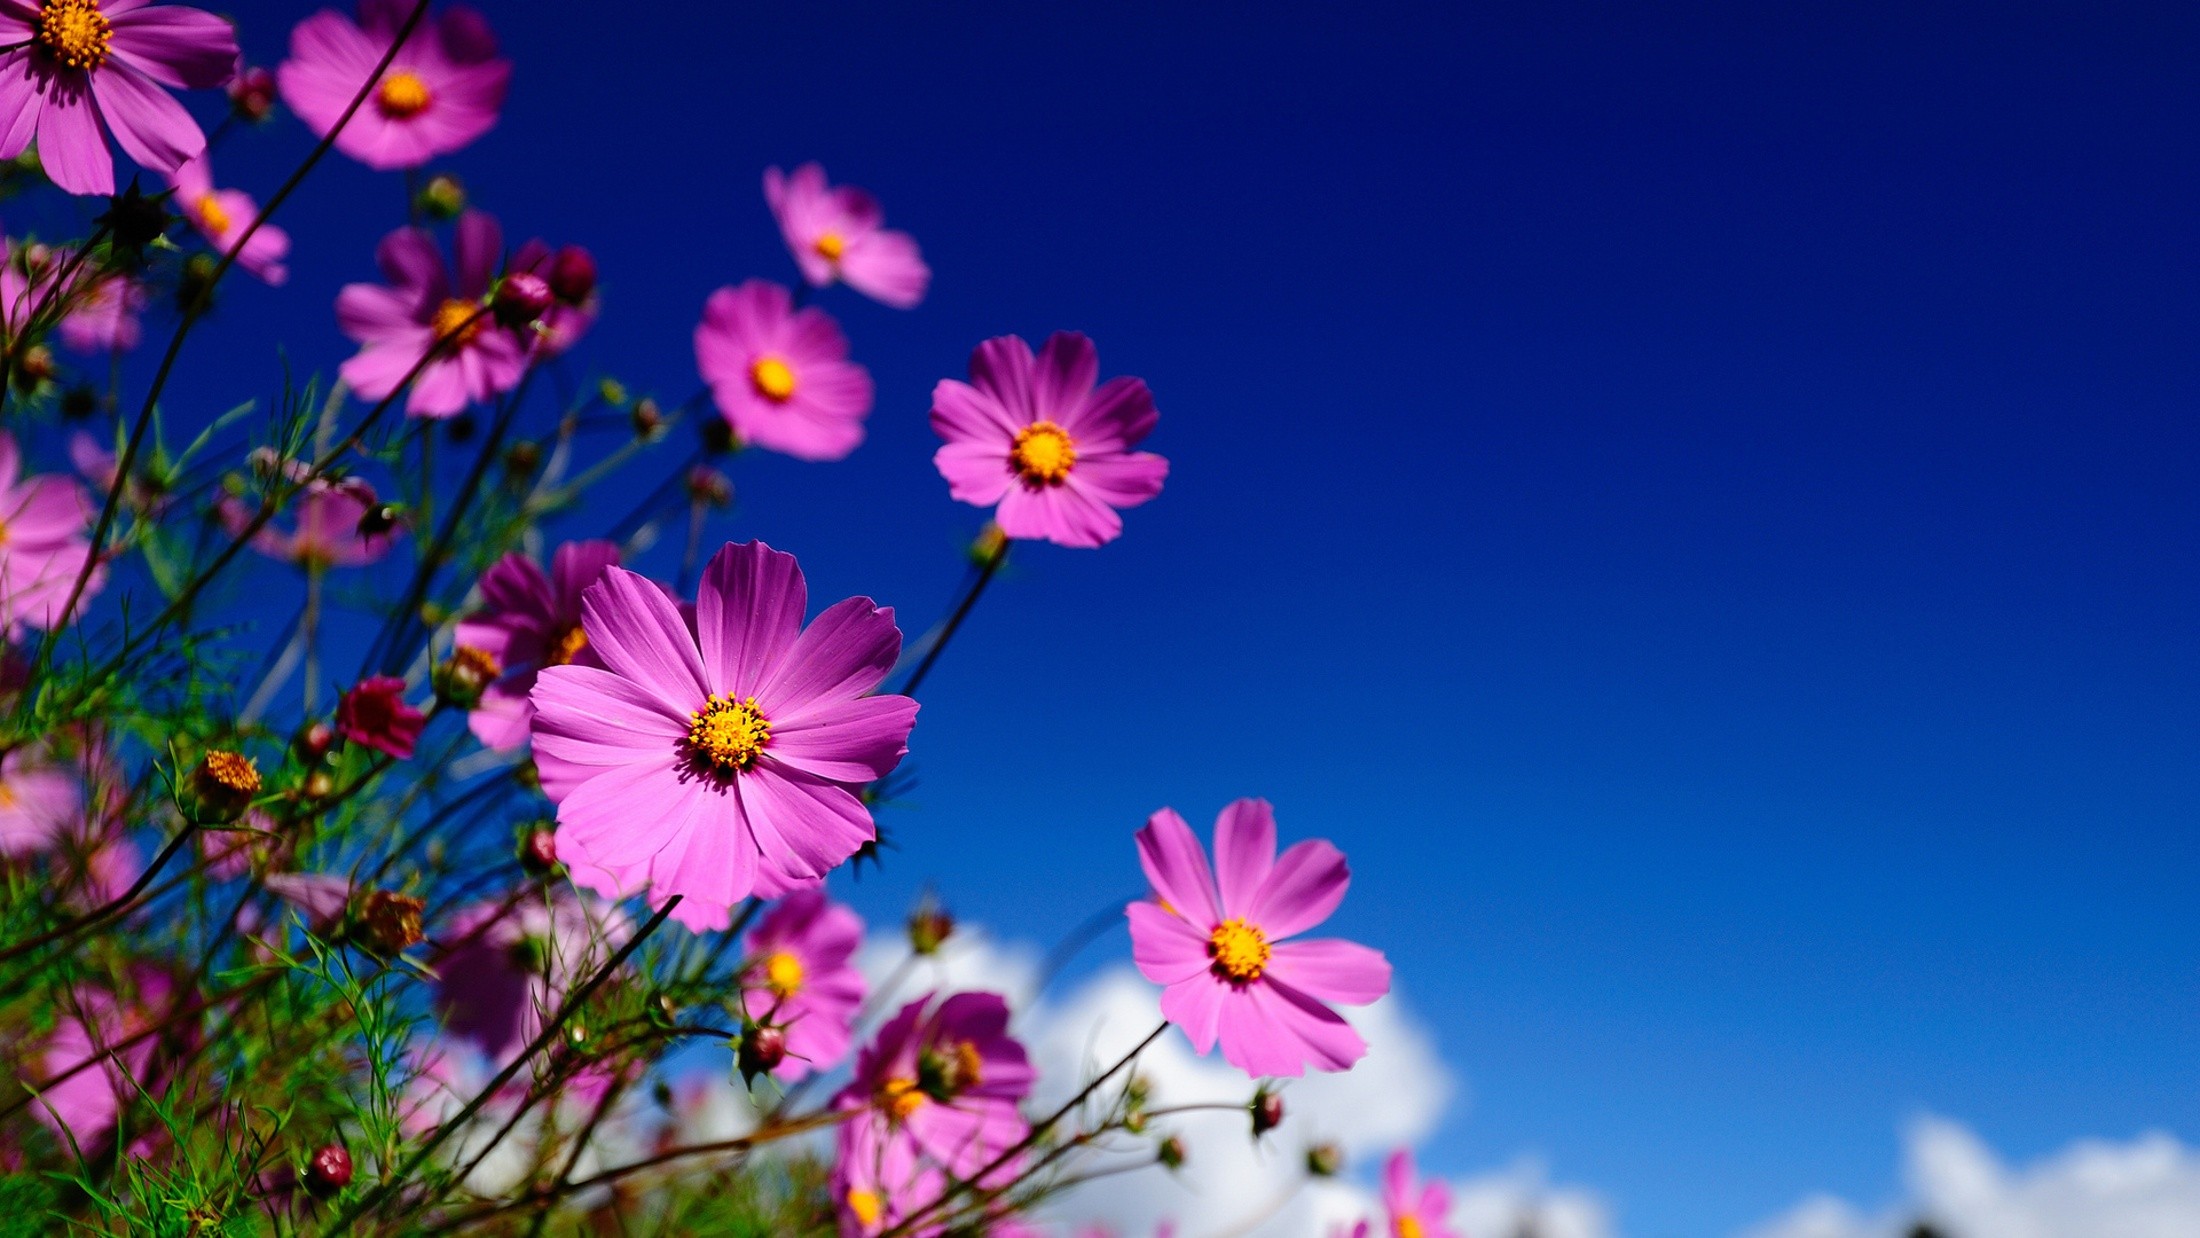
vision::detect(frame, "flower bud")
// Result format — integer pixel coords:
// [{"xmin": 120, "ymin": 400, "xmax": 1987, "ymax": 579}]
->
[
  {"xmin": 699, "ymin": 416, "xmax": 736, "ymax": 456},
  {"xmin": 1305, "ymin": 1141, "xmax": 1344, "ymax": 1178},
  {"xmin": 907, "ymin": 899, "xmax": 954, "ymax": 956},
  {"xmin": 304, "ymin": 1143, "xmax": 351, "ymax": 1196},
  {"xmin": 416, "ymin": 173, "xmax": 466, "ymax": 221},
  {"xmin": 96, "ymin": 181, "xmax": 171, "ymax": 257},
  {"xmin": 301, "ymin": 769, "xmax": 336, "ymax": 801},
  {"xmin": 1157, "ymin": 1136, "xmax": 1187, "ymax": 1170},
  {"xmin": 228, "ymin": 67, "xmax": 278, "ymax": 123},
  {"xmin": 10, "ymin": 344, "xmax": 54, "ymax": 393},
  {"xmin": 1249, "ymin": 1087, "xmax": 1284, "ymax": 1137},
  {"xmin": 548, "ymin": 246, "xmax": 596, "ymax": 305},
  {"xmin": 353, "ymin": 889, "xmax": 425, "ymax": 955},
  {"xmin": 177, "ymin": 252, "xmax": 220, "ymax": 312},
  {"xmin": 356, "ymin": 503, "xmax": 402, "ymax": 539},
  {"xmin": 738, "ymin": 1023, "xmax": 788, "ymax": 1083},
  {"xmin": 685, "ymin": 465, "xmax": 733, "ymax": 509},
  {"xmin": 518, "ymin": 825, "xmax": 559, "ymax": 874},
  {"xmin": 503, "ymin": 439, "xmax": 542, "ymax": 478},
  {"xmin": 434, "ymin": 645, "xmax": 500, "ymax": 708},
  {"xmin": 492, "ymin": 272, "xmax": 553, "ymax": 329},
  {"xmin": 597, "ymin": 377, "xmax": 628, "ymax": 407},
  {"xmin": 969, "ymin": 522, "xmax": 1010, "ymax": 566},
  {"xmin": 506, "ymin": 934, "xmax": 549, "ymax": 976},
  {"xmin": 630, "ymin": 396, "xmax": 664, "ymax": 439},
  {"xmin": 445, "ymin": 412, "xmax": 477, "ymax": 443},
  {"xmin": 294, "ymin": 721, "xmax": 335, "ymax": 764},
  {"xmin": 190, "ymin": 749, "xmax": 261, "ymax": 823}
]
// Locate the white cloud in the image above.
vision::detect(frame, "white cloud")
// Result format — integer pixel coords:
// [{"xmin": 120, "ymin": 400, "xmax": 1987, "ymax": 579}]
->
[{"xmin": 1742, "ymin": 1117, "xmax": 2200, "ymax": 1238}]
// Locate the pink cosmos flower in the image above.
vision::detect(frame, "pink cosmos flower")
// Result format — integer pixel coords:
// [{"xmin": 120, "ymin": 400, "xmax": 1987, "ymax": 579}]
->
[
  {"xmin": 453, "ymin": 540, "xmax": 620, "ymax": 752},
  {"xmin": 0, "ymin": 428, "xmax": 102, "ymax": 632},
  {"xmin": 738, "ymin": 889, "xmax": 865, "ymax": 1081},
  {"xmin": 931, "ymin": 332, "xmax": 1168, "ymax": 548},
  {"xmin": 508, "ymin": 239, "xmax": 595, "ymax": 356},
  {"xmin": 531, "ymin": 540, "xmax": 918, "ymax": 932},
  {"xmin": 695, "ymin": 279, "xmax": 873, "ymax": 462},
  {"xmin": 221, "ymin": 475, "xmax": 396, "ymax": 568},
  {"xmin": 31, "ymin": 967, "xmax": 180, "ymax": 1151},
  {"xmin": 0, "ymin": 744, "xmax": 81, "ymax": 856},
  {"xmin": 0, "ymin": 0, "xmax": 236, "ymax": 196},
  {"xmin": 264, "ymin": 870, "xmax": 352, "ymax": 933},
  {"xmin": 1126, "ymin": 799, "xmax": 1391, "ymax": 1078},
  {"xmin": 763, "ymin": 163, "xmax": 929, "ymax": 309},
  {"xmin": 55, "ymin": 269, "xmax": 146, "ymax": 352},
  {"xmin": 1378, "ymin": 1149, "xmax": 1458, "ymax": 1238},
  {"xmin": 337, "ymin": 210, "xmax": 528, "ymax": 419},
  {"xmin": 833, "ymin": 991, "xmax": 1032, "ymax": 1182},
  {"xmin": 337, "ymin": 674, "xmax": 424, "ymax": 758},
  {"xmin": 167, "ymin": 151, "xmax": 289, "ymax": 284},
  {"xmin": 833, "ymin": 1104, "xmax": 951, "ymax": 1237},
  {"xmin": 277, "ymin": 0, "xmax": 508, "ymax": 172},
  {"xmin": 434, "ymin": 887, "xmax": 629, "ymax": 1070}
]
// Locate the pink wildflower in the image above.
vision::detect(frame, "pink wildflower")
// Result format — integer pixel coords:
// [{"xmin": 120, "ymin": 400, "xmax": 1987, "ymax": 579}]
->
[
  {"xmin": 833, "ymin": 991, "xmax": 1033, "ymax": 1179},
  {"xmin": 336, "ymin": 210, "xmax": 529, "ymax": 418},
  {"xmin": 277, "ymin": 0, "xmax": 508, "ymax": 171},
  {"xmin": 0, "ymin": 744, "xmax": 81, "ymax": 857},
  {"xmin": 763, "ymin": 163, "xmax": 929, "ymax": 309},
  {"xmin": 434, "ymin": 887, "xmax": 629, "ymax": 1069},
  {"xmin": 695, "ymin": 279, "xmax": 873, "ymax": 462},
  {"xmin": 0, "ymin": 0, "xmax": 236, "ymax": 196},
  {"xmin": 452, "ymin": 540, "xmax": 620, "ymax": 751},
  {"xmin": 531, "ymin": 540, "xmax": 918, "ymax": 932},
  {"xmin": 833, "ymin": 1108, "xmax": 951, "ymax": 1237},
  {"xmin": 31, "ymin": 967, "xmax": 181, "ymax": 1151},
  {"xmin": 1379, "ymin": 1149, "xmax": 1458, "ymax": 1238},
  {"xmin": 738, "ymin": 889, "xmax": 865, "ymax": 1080},
  {"xmin": 507, "ymin": 239, "xmax": 595, "ymax": 355},
  {"xmin": 931, "ymin": 332, "xmax": 1168, "ymax": 548},
  {"xmin": 55, "ymin": 269, "xmax": 146, "ymax": 352},
  {"xmin": 167, "ymin": 151, "xmax": 289, "ymax": 284},
  {"xmin": 0, "ymin": 428, "xmax": 102, "ymax": 632},
  {"xmin": 221, "ymin": 475, "xmax": 397, "ymax": 568},
  {"xmin": 1126, "ymin": 799, "xmax": 1391, "ymax": 1077},
  {"xmin": 337, "ymin": 675, "xmax": 425, "ymax": 758}
]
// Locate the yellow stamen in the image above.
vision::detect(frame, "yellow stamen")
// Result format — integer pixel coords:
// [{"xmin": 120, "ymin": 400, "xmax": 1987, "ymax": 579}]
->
[
  {"xmin": 1395, "ymin": 1219, "xmax": 1426, "ymax": 1238},
  {"xmin": 376, "ymin": 70, "xmax": 432, "ymax": 119},
  {"xmin": 762, "ymin": 950, "xmax": 804, "ymax": 996},
  {"xmin": 195, "ymin": 193, "xmax": 231, "ymax": 236},
  {"xmin": 35, "ymin": 0, "xmax": 111, "ymax": 72},
  {"xmin": 1207, "ymin": 918, "xmax": 1271, "ymax": 983},
  {"xmin": 1009, "ymin": 421, "xmax": 1077, "ymax": 486},
  {"xmin": 846, "ymin": 1188, "xmax": 883, "ymax": 1226},
  {"xmin": 749, "ymin": 356, "xmax": 797, "ymax": 402},
  {"xmin": 548, "ymin": 624, "xmax": 588, "ymax": 667},
  {"xmin": 450, "ymin": 644, "xmax": 500, "ymax": 681},
  {"xmin": 879, "ymin": 1076, "xmax": 925, "ymax": 1120},
  {"xmin": 954, "ymin": 1039, "xmax": 984, "ymax": 1088},
  {"xmin": 201, "ymin": 750, "xmax": 261, "ymax": 796},
  {"xmin": 813, "ymin": 231, "xmax": 846, "ymax": 262},
  {"xmin": 430, "ymin": 299, "xmax": 484, "ymax": 348},
  {"xmin": 686, "ymin": 694, "xmax": 771, "ymax": 773}
]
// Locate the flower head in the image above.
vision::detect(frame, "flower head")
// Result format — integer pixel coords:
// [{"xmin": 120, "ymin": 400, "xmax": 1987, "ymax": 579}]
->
[
  {"xmin": 764, "ymin": 163, "xmax": 929, "ymax": 309},
  {"xmin": 0, "ymin": 428, "xmax": 103, "ymax": 633},
  {"xmin": 738, "ymin": 889, "xmax": 865, "ymax": 1080},
  {"xmin": 1379, "ymin": 1149, "xmax": 1458, "ymax": 1238},
  {"xmin": 531, "ymin": 540, "xmax": 918, "ymax": 931},
  {"xmin": 451, "ymin": 540, "xmax": 620, "ymax": 751},
  {"xmin": 0, "ymin": 0, "xmax": 237, "ymax": 195},
  {"xmin": 931, "ymin": 332, "xmax": 1167, "ymax": 548},
  {"xmin": 168, "ymin": 151, "xmax": 289, "ymax": 284},
  {"xmin": 695, "ymin": 279, "xmax": 873, "ymax": 462},
  {"xmin": 55, "ymin": 269, "xmax": 147, "ymax": 353},
  {"xmin": 0, "ymin": 744, "xmax": 82, "ymax": 857},
  {"xmin": 833, "ymin": 991, "xmax": 1033, "ymax": 1178},
  {"xmin": 507, "ymin": 239, "xmax": 595, "ymax": 355},
  {"xmin": 1126, "ymin": 799, "xmax": 1390, "ymax": 1077},
  {"xmin": 434, "ymin": 887, "xmax": 629, "ymax": 1069},
  {"xmin": 31, "ymin": 967, "xmax": 184, "ymax": 1150},
  {"xmin": 336, "ymin": 210, "xmax": 528, "ymax": 418},
  {"xmin": 337, "ymin": 675, "xmax": 425, "ymax": 758},
  {"xmin": 221, "ymin": 475, "xmax": 398, "ymax": 569},
  {"xmin": 277, "ymin": 0, "xmax": 508, "ymax": 171}
]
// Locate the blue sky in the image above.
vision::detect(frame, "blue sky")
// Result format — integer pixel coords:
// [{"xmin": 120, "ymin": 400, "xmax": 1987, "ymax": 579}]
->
[{"xmin": 58, "ymin": 1, "xmax": 2200, "ymax": 1233}]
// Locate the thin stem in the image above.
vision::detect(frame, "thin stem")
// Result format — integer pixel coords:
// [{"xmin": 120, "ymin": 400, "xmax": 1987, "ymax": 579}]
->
[
  {"xmin": 897, "ymin": 536, "xmax": 1009, "ymax": 699},
  {"xmin": 0, "ymin": 821, "xmax": 198, "ymax": 965}
]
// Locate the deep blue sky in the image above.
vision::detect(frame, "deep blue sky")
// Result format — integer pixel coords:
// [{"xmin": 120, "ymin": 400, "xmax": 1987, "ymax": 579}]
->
[{"xmin": 81, "ymin": 1, "xmax": 2200, "ymax": 1233}]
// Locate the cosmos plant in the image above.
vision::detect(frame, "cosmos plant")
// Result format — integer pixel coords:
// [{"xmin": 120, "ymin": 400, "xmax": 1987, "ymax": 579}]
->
[{"xmin": 0, "ymin": 2, "xmax": 1421, "ymax": 1235}]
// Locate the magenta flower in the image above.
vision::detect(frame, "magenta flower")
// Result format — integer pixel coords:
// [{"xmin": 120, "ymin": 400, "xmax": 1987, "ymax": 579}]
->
[
  {"xmin": 0, "ymin": 0, "xmax": 236, "ymax": 196},
  {"xmin": 764, "ymin": 162, "xmax": 929, "ymax": 309},
  {"xmin": 337, "ymin": 675, "xmax": 424, "ymax": 758},
  {"xmin": 277, "ymin": 0, "xmax": 508, "ymax": 172},
  {"xmin": 168, "ymin": 151, "xmax": 289, "ymax": 284},
  {"xmin": 0, "ymin": 744, "xmax": 81, "ymax": 857},
  {"xmin": 434, "ymin": 887, "xmax": 629, "ymax": 1069},
  {"xmin": 833, "ymin": 1105, "xmax": 951, "ymax": 1237},
  {"xmin": 0, "ymin": 428, "xmax": 102, "ymax": 633},
  {"xmin": 931, "ymin": 332, "xmax": 1168, "ymax": 548},
  {"xmin": 220, "ymin": 476, "xmax": 397, "ymax": 569},
  {"xmin": 738, "ymin": 889, "xmax": 865, "ymax": 1081},
  {"xmin": 1379, "ymin": 1149, "xmax": 1458, "ymax": 1238},
  {"xmin": 507, "ymin": 239, "xmax": 595, "ymax": 356},
  {"xmin": 695, "ymin": 279, "xmax": 873, "ymax": 462},
  {"xmin": 337, "ymin": 210, "xmax": 528, "ymax": 418},
  {"xmin": 55, "ymin": 269, "xmax": 146, "ymax": 353},
  {"xmin": 452, "ymin": 540, "xmax": 620, "ymax": 752},
  {"xmin": 1126, "ymin": 799, "xmax": 1390, "ymax": 1078},
  {"xmin": 833, "ymin": 991, "xmax": 1033, "ymax": 1178}
]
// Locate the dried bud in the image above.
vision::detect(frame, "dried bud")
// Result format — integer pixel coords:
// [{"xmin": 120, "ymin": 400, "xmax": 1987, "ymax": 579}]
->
[
  {"xmin": 304, "ymin": 1143, "xmax": 352, "ymax": 1196},
  {"xmin": 96, "ymin": 180, "xmax": 171, "ymax": 261},
  {"xmin": 492, "ymin": 272, "xmax": 553, "ymax": 329},
  {"xmin": 1250, "ymin": 1087, "xmax": 1284, "ymax": 1138},
  {"xmin": 1305, "ymin": 1141, "xmax": 1344, "ymax": 1178},
  {"xmin": 294, "ymin": 721, "xmax": 336, "ymax": 763},
  {"xmin": 685, "ymin": 465, "xmax": 732, "ymax": 509},
  {"xmin": 738, "ymin": 1023, "xmax": 788, "ymax": 1083},
  {"xmin": 518, "ymin": 825, "xmax": 559, "ymax": 874},
  {"xmin": 503, "ymin": 439, "xmax": 542, "ymax": 477},
  {"xmin": 630, "ymin": 396, "xmax": 664, "ymax": 439},
  {"xmin": 416, "ymin": 173, "xmax": 466, "ymax": 221},
  {"xmin": 434, "ymin": 644, "xmax": 501, "ymax": 708},
  {"xmin": 353, "ymin": 890, "xmax": 426, "ymax": 955},
  {"xmin": 228, "ymin": 67, "xmax": 278, "ymax": 123},
  {"xmin": 907, "ymin": 899, "xmax": 954, "ymax": 956},
  {"xmin": 548, "ymin": 246, "xmax": 596, "ymax": 305},
  {"xmin": 1157, "ymin": 1136, "xmax": 1187, "ymax": 1170},
  {"xmin": 190, "ymin": 749, "xmax": 261, "ymax": 822}
]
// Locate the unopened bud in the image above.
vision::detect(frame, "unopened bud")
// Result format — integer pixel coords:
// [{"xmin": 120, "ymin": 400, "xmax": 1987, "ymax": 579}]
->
[
  {"xmin": 96, "ymin": 181, "xmax": 170, "ymax": 257},
  {"xmin": 548, "ymin": 246, "xmax": 596, "ymax": 305},
  {"xmin": 738, "ymin": 1023, "xmax": 788, "ymax": 1082},
  {"xmin": 177, "ymin": 252, "xmax": 220, "ymax": 312},
  {"xmin": 11, "ymin": 343, "xmax": 54, "ymax": 392},
  {"xmin": 503, "ymin": 439, "xmax": 541, "ymax": 477},
  {"xmin": 434, "ymin": 645, "xmax": 500, "ymax": 708},
  {"xmin": 1305, "ymin": 1141, "xmax": 1344, "ymax": 1178},
  {"xmin": 304, "ymin": 1143, "xmax": 351, "ymax": 1195},
  {"xmin": 907, "ymin": 899, "xmax": 954, "ymax": 956},
  {"xmin": 301, "ymin": 769, "xmax": 336, "ymax": 801},
  {"xmin": 228, "ymin": 67, "xmax": 278, "ymax": 123},
  {"xmin": 353, "ymin": 890, "xmax": 425, "ymax": 955},
  {"xmin": 1250, "ymin": 1087, "xmax": 1284, "ymax": 1137},
  {"xmin": 356, "ymin": 503, "xmax": 402, "ymax": 539},
  {"xmin": 492, "ymin": 272, "xmax": 553, "ymax": 329},
  {"xmin": 685, "ymin": 465, "xmax": 732, "ymax": 508},
  {"xmin": 699, "ymin": 416, "xmax": 736, "ymax": 455},
  {"xmin": 1157, "ymin": 1136, "xmax": 1187, "ymax": 1170},
  {"xmin": 506, "ymin": 934, "xmax": 549, "ymax": 976},
  {"xmin": 630, "ymin": 396, "xmax": 664, "ymax": 439},
  {"xmin": 518, "ymin": 826, "xmax": 559, "ymax": 874},
  {"xmin": 597, "ymin": 377, "xmax": 628, "ymax": 407},
  {"xmin": 191, "ymin": 749, "xmax": 261, "ymax": 822},
  {"xmin": 294, "ymin": 721, "xmax": 335, "ymax": 764},
  {"xmin": 969, "ymin": 522, "xmax": 1010, "ymax": 566},
  {"xmin": 416, "ymin": 173, "xmax": 466, "ymax": 221}
]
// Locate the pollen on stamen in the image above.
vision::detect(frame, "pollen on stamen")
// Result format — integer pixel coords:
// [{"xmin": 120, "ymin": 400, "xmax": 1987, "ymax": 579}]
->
[
  {"xmin": 35, "ymin": 0, "xmax": 112, "ymax": 72},
  {"xmin": 376, "ymin": 70, "xmax": 432, "ymax": 119},
  {"xmin": 813, "ymin": 231, "xmax": 846, "ymax": 262},
  {"xmin": 750, "ymin": 356, "xmax": 798, "ymax": 402},
  {"xmin": 762, "ymin": 950, "xmax": 804, "ymax": 996},
  {"xmin": 1009, "ymin": 420, "xmax": 1077, "ymax": 486},
  {"xmin": 686, "ymin": 694, "xmax": 772, "ymax": 774},
  {"xmin": 548, "ymin": 624, "xmax": 588, "ymax": 667},
  {"xmin": 1207, "ymin": 918, "xmax": 1271, "ymax": 983},
  {"xmin": 196, "ymin": 194, "xmax": 232, "ymax": 236},
  {"xmin": 879, "ymin": 1076, "xmax": 925, "ymax": 1120},
  {"xmin": 430, "ymin": 299, "xmax": 485, "ymax": 347}
]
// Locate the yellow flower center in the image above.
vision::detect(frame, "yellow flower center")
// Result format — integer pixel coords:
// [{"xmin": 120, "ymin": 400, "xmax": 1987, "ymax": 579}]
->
[
  {"xmin": 813, "ymin": 230, "xmax": 846, "ymax": 262},
  {"xmin": 195, "ymin": 193, "xmax": 231, "ymax": 236},
  {"xmin": 686, "ymin": 694, "xmax": 771, "ymax": 773},
  {"xmin": 376, "ymin": 70, "xmax": 432, "ymax": 118},
  {"xmin": 762, "ymin": 950, "xmax": 804, "ymax": 996},
  {"xmin": 548, "ymin": 624, "xmax": 588, "ymax": 667},
  {"xmin": 1207, "ymin": 918, "xmax": 1271, "ymax": 983},
  {"xmin": 879, "ymin": 1076, "xmax": 925, "ymax": 1120},
  {"xmin": 450, "ymin": 644, "xmax": 501, "ymax": 680},
  {"xmin": 846, "ymin": 1188, "xmax": 883, "ymax": 1226},
  {"xmin": 1395, "ymin": 1219, "xmax": 1425, "ymax": 1238},
  {"xmin": 749, "ymin": 355, "xmax": 797, "ymax": 402},
  {"xmin": 201, "ymin": 750, "xmax": 261, "ymax": 796},
  {"xmin": 1010, "ymin": 421, "xmax": 1077, "ymax": 486},
  {"xmin": 35, "ymin": 0, "xmax": 111, "ymax": 72},
  {"xmin": 954, "ymin": 1039, "xmax": 984, "ymax": 1088},
  {"xmin": 430, "ymin": 299, "xmax": 484, "ymax": 348}
]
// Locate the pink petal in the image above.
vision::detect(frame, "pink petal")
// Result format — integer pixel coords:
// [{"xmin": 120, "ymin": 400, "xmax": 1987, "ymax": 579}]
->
[
  {"xmin": 1157, "ymin": 975, "xmax": 1228, "ymax": 1054},
  {"xmin": 734, "ymin": 765, "xmax": 873, "ymax": 885},
  {"xmin": 1211, "ymin": 798, "xmax": 1276, "ymax": 920},
  {"xmin": 108, "ymin": 5, "xmax": 237, "ymax": 89},
  {"xmin": 554, "ymin": 756, "xmax": 692, "ymax": 870},
  {"xmin": 763, "ymin": 693, "xmax": 915, "ymax": 784},
  {"xmin": 1247, "ymin": 838, "xmax": 1349, "ymax": 940},
  {"xmin": 1062, "ymin": 375, "xmax": 1159, "ymax": 451},
  {"xmin": 695, "ymin": 540, "xmax": 806, "ymax": 699},
  {"xmin": 1263, "ymin": 939, "xmax": 1391, "ymax": 1006},
  {"xmin": 528, "ymin": 663, "xmax": 687, "ymax": 775},
  {"xmin": 1032, "ymin": 331, "xmax": 1099, "ymax": 421},
  {"xmin": 36, "ymin": 77, "xmax": 112, "ymax": 196},
  {"xmin": 1067, "ymin": 451, "xmax": 1168, "ymax": 510},
  {"xmin": 452, "ymin": 209, "xmax": 501, "ymax": 299},
  {"xmin": 336, "ymin": 283, "xmax": 422, "ymax": 341},
  {"xmin": 968, "ymin": 335, "xmax": 1036, "ymax": 415},
  {"xmin": 1134, "ymin": 807, "xmax": 1219, "ymax": 926},
  {"xmin": 837, "ymin": 227, "xmax": 929, "ymax": 309},
  {"xmin": 576, "ymin": 567, "xmax": 708, "ymax": 709},
  {"xmin": 1219, "ymin": 979, "xmax": 1367, "ymax": 1077},
  {"xmin": 0, "ymin": 51, "xmax": 41, "ymax": 159},
  {"xmin": 996, "ymin": 482, "xmax": 1121, "ymax": 549},
  {"xmin": 1126, "ymin": 900, "xmax": 1211, "ymax": 986},
  {"xmin": 755, "ymin": 595, "xmax": 899, "ymax": 714},
  {"xmin": 930, "ymin": 377, "xmax": 1020, "ymax": 443},
  {"xmin": 932, "ymin": 440, "xmax": 1014, "ymax": 506}
]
